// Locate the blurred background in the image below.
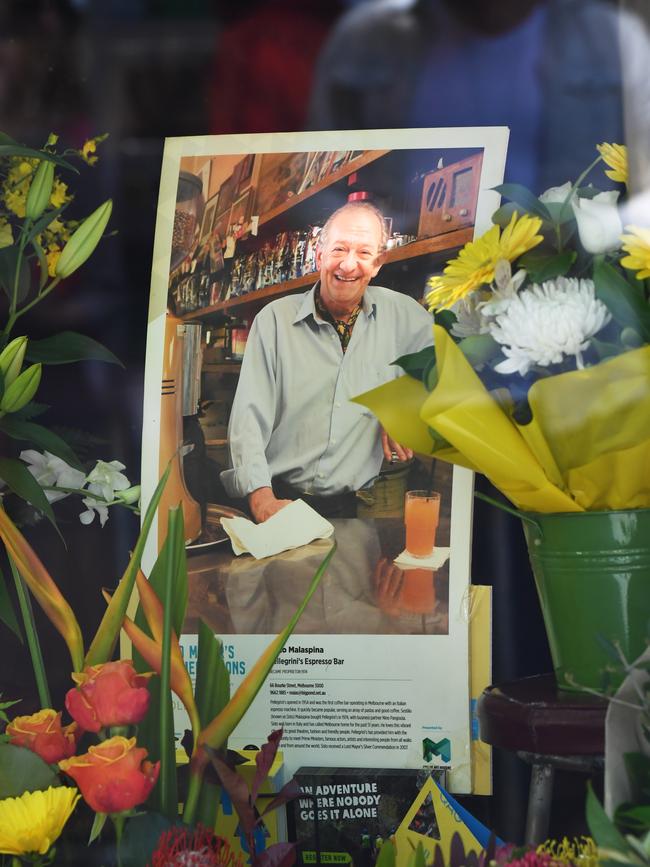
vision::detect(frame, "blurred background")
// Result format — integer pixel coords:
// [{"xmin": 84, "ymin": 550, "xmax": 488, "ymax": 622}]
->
[{"xmin": 1, "ymin": 0, "xmax": 648, "ymax": 844}]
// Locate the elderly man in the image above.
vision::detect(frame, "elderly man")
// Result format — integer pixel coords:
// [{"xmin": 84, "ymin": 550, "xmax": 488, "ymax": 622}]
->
[{"xmin": 221, "ymin": 201, "xmax": 433, "ymax": 522}]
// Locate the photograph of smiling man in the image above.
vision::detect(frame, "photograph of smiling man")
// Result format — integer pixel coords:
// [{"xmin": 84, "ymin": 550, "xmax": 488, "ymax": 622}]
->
[{"xmin": 222, "ymin": 199, "xmax": 433, "ymax": 524}]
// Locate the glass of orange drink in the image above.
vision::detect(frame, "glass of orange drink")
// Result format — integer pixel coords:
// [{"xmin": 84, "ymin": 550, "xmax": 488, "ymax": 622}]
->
[{"xmin": 404, "ymin": 490, "xmax": 440, "ymax": 558}]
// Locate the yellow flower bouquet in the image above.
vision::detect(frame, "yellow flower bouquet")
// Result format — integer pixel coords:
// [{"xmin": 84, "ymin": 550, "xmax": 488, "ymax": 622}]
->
[{"xmin": 357, "ymin": 143, "xmax": 650, "ymax": 515}]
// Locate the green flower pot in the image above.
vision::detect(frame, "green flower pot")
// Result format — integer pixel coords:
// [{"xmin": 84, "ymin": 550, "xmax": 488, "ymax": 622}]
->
[{"xmin": 521, "ymin": 508, "xmax": 650, "ymax": 691}]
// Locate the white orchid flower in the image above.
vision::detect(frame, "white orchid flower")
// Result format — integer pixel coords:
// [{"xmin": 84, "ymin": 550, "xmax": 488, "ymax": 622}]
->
[
  {"xmin": 572, "ymin": 190, "xmax": 623, "ymax": 254},
  {"xmin": 20, "ymin": 449, "xmax": 85, "ymax": 503},
  {"xmin": 450, "ymin": 294, "xmax": 490, "ymax": 339},
  {"xmin": 539, "ymin": 181, "xmax": 574, "ymax": 205},
  {"xmin": 79, "ymin": 496, "xmax": 109, "ymax": 527},
  {"xmin": 478, "ymin": 259, "xmax": 528, "ymax": 317},
  {"xmin": 85, "ymin": 459, "xmax": 130, "ymax": 503}
]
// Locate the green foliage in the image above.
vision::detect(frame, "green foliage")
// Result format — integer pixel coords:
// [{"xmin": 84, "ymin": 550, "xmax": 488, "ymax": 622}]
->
[
  {"xmin": 0, "ymin": 743, "xmax": 59, "ymax": 798},
  {"xmin": 593, "ymin": 259, "xmax": 650, "ymax": 341},
  {"xmin": 25, "ymin": 331, "xmax": 123, "ymax": 367}
]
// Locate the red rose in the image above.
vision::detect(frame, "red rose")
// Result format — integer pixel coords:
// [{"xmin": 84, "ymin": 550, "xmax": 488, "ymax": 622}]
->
[
  {"xmin": 6, "ymin": 708, "xmax": 79, "ymax": 764},
  {"xmin": 59, "ymin": 735, "xmax": 159, "ymax": 814},
  {"xmin": 65, "ymin": 659, "xmax": 152, "ymax": 732}
]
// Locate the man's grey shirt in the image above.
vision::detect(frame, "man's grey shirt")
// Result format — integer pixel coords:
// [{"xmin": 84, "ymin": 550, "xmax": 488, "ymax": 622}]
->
[{"xmin": 221, "ymin": 284, "xmax": 434, "ymax": 499}]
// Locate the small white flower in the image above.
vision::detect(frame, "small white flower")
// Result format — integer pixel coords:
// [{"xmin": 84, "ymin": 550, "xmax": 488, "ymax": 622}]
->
[
  {"xmin": 450, "ymin": 294, "xmax": 490, "ymax": 339},
  {"xmin": 79, "ymin": 496, "xmax": 109, "ymax": 527},
  {"xmin": 479, "ymin": 260, "xmax": 528, "ymax": 317},
  {"xmin": 539, "ymin": 181, "xmax": 574, "ymax": 205},
  {"xmin": 488, "ymin": 277, "xmax": 611, "ymax": 376},
  {"xmin": 20, "ymin": 449, "xmax": 85, "ymax": 503},
  {"xmin": 572, "ymin": 190, "xmax": 622, "ymax": 254},
  {"xmin": 85, "ymin": 459, "xmax": 130, "ymax": 502}
]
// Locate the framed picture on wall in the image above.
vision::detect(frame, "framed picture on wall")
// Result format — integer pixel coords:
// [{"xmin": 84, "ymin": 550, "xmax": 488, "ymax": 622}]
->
[
  {"xmin": 200, "ymin": 193, "xmax": 220, "ymax": 242},
  {"xmin": 236, "ymin": 152, "xmax": 255, "ymax": 193},
  {"xmin": 213, "ymin": 210, "xmax": 230, "ymax": 243},
  {"xmin": 230, "ymin": 188, "xmax": 253, "ymax": 230},
  {"xmin": 218, "ymin": 173, "xmax": 237, "ymax": 214}
]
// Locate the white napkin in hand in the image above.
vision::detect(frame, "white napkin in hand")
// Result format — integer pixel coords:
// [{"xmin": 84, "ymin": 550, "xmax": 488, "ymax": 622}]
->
[
  {"xmin": 393, "ymin": 547, "xmax": 451, "ymax": 570},
  {"xmin": 221, "ymin": 499, "xmax": 334, "ymax": 559}
]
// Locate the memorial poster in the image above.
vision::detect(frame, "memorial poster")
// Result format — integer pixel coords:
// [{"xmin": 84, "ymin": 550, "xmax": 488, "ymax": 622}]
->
[{"xmin": 142, "ymin": 128, "xmax": 509, "ymax": 793}]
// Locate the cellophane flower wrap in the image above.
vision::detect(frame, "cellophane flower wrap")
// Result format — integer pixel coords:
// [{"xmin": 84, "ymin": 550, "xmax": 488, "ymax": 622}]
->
[{"xmin": 356, "ymin": 143, "xmax": 650, "ymax": 513}]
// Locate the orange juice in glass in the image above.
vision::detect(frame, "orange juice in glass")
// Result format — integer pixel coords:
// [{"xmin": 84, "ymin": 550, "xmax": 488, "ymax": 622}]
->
[{"xmin": 404, "ymin": 490, "xmax": 440, "ymax": 558}]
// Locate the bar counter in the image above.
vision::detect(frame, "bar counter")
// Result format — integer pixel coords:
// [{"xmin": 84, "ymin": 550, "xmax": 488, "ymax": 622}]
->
[{"xmin": 185, "ymin": 517, "xmax": 450, "ymax": 637}]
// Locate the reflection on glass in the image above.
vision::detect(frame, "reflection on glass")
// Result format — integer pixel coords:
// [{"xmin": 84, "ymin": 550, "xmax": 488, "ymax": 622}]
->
[{"xmin": 186, "ymin": 518, "xmax": 449, "ymax": 636}]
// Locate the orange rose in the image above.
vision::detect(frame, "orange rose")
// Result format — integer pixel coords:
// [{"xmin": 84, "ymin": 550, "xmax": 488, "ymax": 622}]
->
[
  {"xmin": 65, "ymin": 659, "xmax": 152, "ymax": 733},
  {"xmin": 6, "ymin": 709, "xmax": 78, "ymax": 764},
  {"xmin": 59, "ymin": 735, "xmax": 159, "ymax": 814}
]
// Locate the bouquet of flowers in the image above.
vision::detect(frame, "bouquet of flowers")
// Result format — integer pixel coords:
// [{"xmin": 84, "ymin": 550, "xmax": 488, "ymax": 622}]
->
[
  {"xmin": 357, "ymin": 143, "xmax": 650, "ymax": 514},
  {"xmin": 0, "ymin": 473, "xmax": 334, "ymax": 865}
]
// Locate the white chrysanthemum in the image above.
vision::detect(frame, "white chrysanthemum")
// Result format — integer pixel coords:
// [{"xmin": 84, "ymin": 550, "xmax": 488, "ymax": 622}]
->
[
  {"xmin": 488, "ymin": 277, "xmax": 611, "ymax": 376},
  {"xmin": 19, "ymin": 450, "xmax": 85, "ymax": 503}
]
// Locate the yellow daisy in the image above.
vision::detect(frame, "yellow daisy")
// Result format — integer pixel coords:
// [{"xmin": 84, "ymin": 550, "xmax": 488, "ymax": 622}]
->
[
  {"xmin": 597, "ymin": 142, "xmax": 628, "ymax": 184},
  {"xmin": 0, "ymin": 786, "xmax": 79, "ymax": 856},
  {"xmin": 620, "ymin": 225, "xmax": 650, "ymax": 279},
  {"xmin": 426, "ymin": 212, "xmax": 543, "ymax": 310}
]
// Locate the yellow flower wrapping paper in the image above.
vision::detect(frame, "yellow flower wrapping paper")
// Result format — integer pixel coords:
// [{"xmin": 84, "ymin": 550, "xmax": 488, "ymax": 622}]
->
[{"xmin": 356, "ymin": 325, "xmax": 650, "ymax": 513}]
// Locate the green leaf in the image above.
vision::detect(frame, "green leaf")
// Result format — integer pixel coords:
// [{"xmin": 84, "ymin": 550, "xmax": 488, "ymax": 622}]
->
[
  {"xmin": 517, "ymin": 250, "xmax": 577, "ymax": 283},
  {"xmin": 26, "ymin": 331, "xmax": 123, "ymax": 366},
  {"xmin": 394, "ymin": 345, "xmax": 436, "ymax": 381},
  {"xmin": 433, "ymin": 309, "xmax": 457, "ymax": 332},
  {"xmin": 0, "ymin": 457, "xmax": 57, "ymax": 530},
  {"xmin": 0, "ymin": 417, "xmax": 83, "ymax": 470},
  {"xmin": 0, "ymin": 743, "xmax": 59, "ymax": 797},
  {"xmin": 492, "ymin": 201, "xmax": 520, "ymax": 228},
  {"xmin": 541, "ymin": 202, "xmax": 577, "ymax": 225},
  {"xmin": 615, "ymin": 803, "xmax": 650, "ymax": 834},
  {"xmin": 591, "ymin": 338, "xmax": 624, "ymax": 361},
  {"xmin": 0, "ymin": 564, "xmax": 22, "ymax": 641},
  {"xmin": 457, "ymin": 334, "xmax": 500, "ymax": 367},
  {"xmin": 30, "ymin": 238, "xmax": 49, "ymax": 291},
  {"xmin": 194, "ymin": 622, "xmax": 230, "ymax": 827},
  {"xmin": 0, "ymin": 245, "xmax": 31, "ymax": 304},
  {"xmin": 83, "ymin": 462, "xmax": 171, "ymax": 666},
  {"xmin": 624, "ymin": 752, "xmax": 650, "ymax": 801},
  {"xmin": 88, "ymin": 810, "xmax": 107, "ymax": 844},
  {"xmin": 11, "ymin": 401, "xmax": 49, "ymax": 421},
  {"xmin": 593, "ymin": 259, "xmax": 650, "ymax": 341},
  {"xmin": 24, "ymin": 204, "xmax": 66, "ymax": 249},
  {"xmin": 120, "ymin": 812, "xmax": 176, "ymax": 867},
  {"xmin": 586, "ymin": 783, "xmax": 630, "ymax": 853},
  {"xmin": 492, "ymin": 183, "xmax": 552, "ymax": 221},
  {"xmin": 0, "ymin": 143, "xmax": 78, "ymax": 171}
]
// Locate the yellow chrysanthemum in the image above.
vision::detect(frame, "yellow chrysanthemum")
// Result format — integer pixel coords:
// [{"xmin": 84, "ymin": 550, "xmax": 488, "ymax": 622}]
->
[
  {"xmin": 597, "ymin": 142, "xmax": 628, "ymax": 184},
  {"xmin": 0, "ymin": 786, "xmax": 79, "ymax": 856},
  {"xmin": 620, "ymin": 225, "xmax": 650, "ymax": 279},
  {"xmin": 426, "ymin": 212, "xmax": 543, "ymax": 310}
]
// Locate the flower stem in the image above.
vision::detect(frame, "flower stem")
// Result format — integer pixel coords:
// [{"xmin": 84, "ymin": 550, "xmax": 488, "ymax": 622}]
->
[
  {"xmin": 112, "ymin": 814, "xmax": 125, "ymax": 867},
  {"xmin": 9, "ymin": 555, "xmax": 51, "ymax": 708}
]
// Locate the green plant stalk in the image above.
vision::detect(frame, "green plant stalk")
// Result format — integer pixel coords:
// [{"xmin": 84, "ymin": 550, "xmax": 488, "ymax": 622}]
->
[
  {"xmin": 159, "ymin": 507, "xmax": 180, "ymax": 819},
  {"xmin": 9, "ymin": 555, "xmax": 51, "ymax": 708},
  {"xmin": 113, "ymin": 814, "xmax": 125, "ymax": 867},
  {"xmin": 183, "ymin": 542, "xmax": 337, "ymax": 825},
  {"xmin": 9, "ymin": 277, "xmax": 62, "ymax": 331},
  {"xmin": 6, "ymin": 224, "xmax": 30, "ymax": 339}
]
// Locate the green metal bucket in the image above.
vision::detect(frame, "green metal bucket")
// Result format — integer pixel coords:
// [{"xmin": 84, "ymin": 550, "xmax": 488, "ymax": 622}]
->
[{"xmin": 521, "ymin": 508, "xmax": 650, "ymax": 691}]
